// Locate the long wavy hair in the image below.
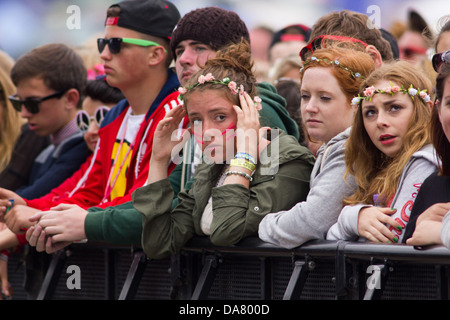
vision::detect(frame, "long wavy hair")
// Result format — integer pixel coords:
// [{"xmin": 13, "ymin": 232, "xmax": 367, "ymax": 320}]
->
[
  {"xmin": 344, "ymin": 61, "xmax": 433, "ymax": 206},
  {"xmin": 0, "ymin": 67, "xmax": 23, "ymax": 171}
]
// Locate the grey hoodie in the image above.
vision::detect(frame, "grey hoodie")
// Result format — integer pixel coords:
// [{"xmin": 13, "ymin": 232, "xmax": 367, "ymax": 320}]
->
[
  {"xmin": 327, "ymin": 144, "xmax": 439, "ymax": 243},
  {"xmin": 258, "ymin": 127, "xmax": 356, "ymax": 249}
]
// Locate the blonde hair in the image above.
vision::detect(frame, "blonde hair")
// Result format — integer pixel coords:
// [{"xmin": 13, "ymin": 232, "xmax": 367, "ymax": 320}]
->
[
  {"xmin": 344, "ymin": 61, "xmax": 433, "ymax": 206},
  {"xmin": 0, "ymin": 67, "xmax": 23, "ymax": 171}
]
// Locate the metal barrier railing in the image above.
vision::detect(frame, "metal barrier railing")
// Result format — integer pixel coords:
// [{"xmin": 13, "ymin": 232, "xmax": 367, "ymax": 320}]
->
[{"xmin": 7, "ymin": 237, "xmax": 450, "ymax": 300}]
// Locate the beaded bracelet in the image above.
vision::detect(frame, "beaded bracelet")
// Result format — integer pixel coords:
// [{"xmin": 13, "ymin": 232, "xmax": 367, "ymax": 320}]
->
[
  {"xmin": 230, "ymin": 158, "xmax": 256, "ymax": 173},
  {"xmin": 225, "ymin": 170, "xmax": 253, "ymax": 181},
  {"xmin": 234, "ymin": 152, "xmax": 256, "ymax": 165}
]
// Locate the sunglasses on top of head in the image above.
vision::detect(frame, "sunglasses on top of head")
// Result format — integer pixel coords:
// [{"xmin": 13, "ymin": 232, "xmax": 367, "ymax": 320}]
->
[
  {"xmin": 432, "ymin": 50, "xmax": 450, "ymax": 72},
  {"xmin": 8, "ymin": 90, "xmax": 67, "ymax": 114},
  {"xmin": 299, "ymin": 34, "xmax": 369, "ymax": 61},
  {"xmin": 76, "ymin": 106, "xmax": 110, "ymax": 132},
  {"xmin": 97, "ymin": 37, "xmax": 165, "ymax": 54}
]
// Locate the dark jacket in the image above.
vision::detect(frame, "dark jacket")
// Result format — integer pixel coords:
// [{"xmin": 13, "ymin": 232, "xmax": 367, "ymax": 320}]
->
[
  {"xmin": 133, "ymin": 131, "xmax": 315, "ymax": 259},
  {"xmin": 0, "ymin": 124, "xmax": 50, "ymax": 191},
  {"xmin": 15, "ymin": 131, "xmax": 90, "ymax": 199}
]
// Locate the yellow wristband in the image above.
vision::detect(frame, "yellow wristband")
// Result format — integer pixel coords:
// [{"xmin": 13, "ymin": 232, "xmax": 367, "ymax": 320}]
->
[{"xmin": 230, "ymin": 158, "xmax": 256, "ymax": 173}]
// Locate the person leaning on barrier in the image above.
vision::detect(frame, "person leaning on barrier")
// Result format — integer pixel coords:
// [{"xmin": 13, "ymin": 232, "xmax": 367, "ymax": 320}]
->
[
  {"xmin": 134, "ymin": 40, "xmax": 315, "ymax": 260},
  {"xmin": 327, "ymin": 61, "xmax": 438, "ymax": 244},
  {"xmin": 23, "ymin": 0, "xmax": 185, "ymax": 252},
  {"xmin": 402, "ymin": 16, "xmax": 450, "ymax": 246},
  {"xmin": 403, "ymin": 64, "xmax": 450, "ymax": 247},
  {"xmin": 258, "ymin": 45, "xmax": 375, "ymax": 249},
  {"xmin": 24, "ymin": 5, "xmax": 306, "ymax": 252}
]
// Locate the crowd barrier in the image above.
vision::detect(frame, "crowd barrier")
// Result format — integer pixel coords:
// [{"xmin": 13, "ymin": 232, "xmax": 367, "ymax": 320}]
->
[{"xmin": 6, "ymin": 237, "xmax": 450, "ymax": 300}]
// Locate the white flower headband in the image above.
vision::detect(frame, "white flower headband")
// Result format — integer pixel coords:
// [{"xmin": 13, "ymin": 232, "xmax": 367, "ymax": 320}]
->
[
  {"xmin": 178, "ymin": 73, "xmax": 262, "ymax": 110},
  {"xmin": 351, "ymin": 82, "xmax": 431, "ymax": 107},
  {"xmin": 300, "ymin": 56, "xmax": 363, "ymax": 79}
]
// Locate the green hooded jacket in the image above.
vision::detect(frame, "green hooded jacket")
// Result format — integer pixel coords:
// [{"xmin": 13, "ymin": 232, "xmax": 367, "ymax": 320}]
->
[
  {"xmin": 84, "ymin": 82, "xmax": 303, "ymax": 245},
  {"xmin": 134, "ymin": 131, "xmax": 315, "ymax": 259}
]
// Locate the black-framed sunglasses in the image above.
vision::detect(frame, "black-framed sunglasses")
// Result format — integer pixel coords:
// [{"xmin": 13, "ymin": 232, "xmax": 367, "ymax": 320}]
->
[
  {"xmin": 432, "ymin": 50, "xmax": 450, "ymax": 72},
  {"xmin": 97, "ymin": 37, "xmax": 164, "ymax": 55},
  {"xmin": 76, "ymin": 106, "xmax": 110, "ymax": 132},
  {"xmin": 8, "ymin": 90, "xmax": 67, "ymax": 114}
]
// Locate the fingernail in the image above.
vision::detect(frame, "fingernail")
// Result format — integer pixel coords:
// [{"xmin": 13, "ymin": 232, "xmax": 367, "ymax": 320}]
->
[
  {"xmin": 393, "ymin": 237, "xmax": 398, "ymax": 242},
  {"xmin": 397, "ymin": 225, "xmax": 402, "ymax": 231}
]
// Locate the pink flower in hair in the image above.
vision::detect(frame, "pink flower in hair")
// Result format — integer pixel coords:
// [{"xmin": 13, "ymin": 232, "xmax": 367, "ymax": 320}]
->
[
  {"xmin": 419, "ymin": 90, "xmax": 431, "ymax": 102},
  {"xmin": 198, "ymin": 75, "xmax": 206, "ymax": 84},
  {"xmin": 383, "ymin": 86, "xmax": 392, "ymax": 93},
  {"xmin": 204, "ymin": 73, "xmax": 215, "ymax": 82},
  {"xmin": 391, "ymin": 86, "xmax": 400, "ymax": 93},
  {"xmin": 178, "ymin": 87, "xmax": 187, "ymax": 95},
  {"xmin": 363, "ymin": 86, "xmax": 375, "ymax": 97},
  {"xmin": 228, "ymin": 81, "xmax": 238, "ymax": 95},
  {"xmin": 254, "ymin": 96, "xmax": 262, "ymax": 110}
]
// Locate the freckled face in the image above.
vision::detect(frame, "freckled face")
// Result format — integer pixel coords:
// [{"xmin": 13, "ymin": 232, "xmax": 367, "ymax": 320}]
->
[
  {"xmin": 361, "ymin": 80, "xmax": 414, "ymax": 157},
  {"xmin": 300, "ymin": 67, "xmax": 355, "ymax": 143},
  {"xmin": 186, "ymin": 90, "xmax": 237, "ymax": 163}
]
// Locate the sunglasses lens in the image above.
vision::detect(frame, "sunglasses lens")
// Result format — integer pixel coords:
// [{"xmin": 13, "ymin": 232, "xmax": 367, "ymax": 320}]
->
[
  {"xmin": 432, "ymin": 53, "xmax": 442, "ymax": 72},
  {"xmin": 24, "ymin": 101, "xmax": 40, "ymax": 114},
  {"xmin": 97, "ymin": 39, "xmax": 106, "ymax": 54},
  {"xmin": 76, "ymin": 111, "xmax": 90, "ymax": 132},
  {"xmin": 108, "ymin": 38, "xmax": 121, "ymax": 54},
  {"xmin": 8, "ymin": 97, "xmax": 22, "ymax": 112},
  {"xmin": 300, "ymin": 47, "xmax": 308, "ymax": 61},
  {"xmin": 94, "ymin": 107, "xmax": 109, "ymax": 126}
]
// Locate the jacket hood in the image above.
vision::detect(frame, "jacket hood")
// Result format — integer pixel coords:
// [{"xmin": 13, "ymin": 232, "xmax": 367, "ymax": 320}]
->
[
  {"xmin": 257, "ymin": 82, "xmax": 300, "ymax": 139},
  {"xmin": 411, "ymin": 144, "xmax": 440, "ymax": 167}
]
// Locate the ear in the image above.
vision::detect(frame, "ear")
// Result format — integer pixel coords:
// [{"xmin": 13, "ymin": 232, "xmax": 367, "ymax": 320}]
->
[
  {"xmin": 365, "ymin": 45, "xmax": 383, "ymax": 68},
  {"xmin": 64, "ymin": 88, "xmax": 80, "ymax": 110},
  {"xmin": 426, "ymin": 100, "xmax": 434, "ymax": 112},
  {"xmin": 147, "ymin": 46, "xmax": 167, "ymax": 66}
]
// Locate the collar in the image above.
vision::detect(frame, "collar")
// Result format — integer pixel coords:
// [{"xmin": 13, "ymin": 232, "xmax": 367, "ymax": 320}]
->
[{"xmin": 50, "ymin": 118, "xmax": 79, "ymax": 146}]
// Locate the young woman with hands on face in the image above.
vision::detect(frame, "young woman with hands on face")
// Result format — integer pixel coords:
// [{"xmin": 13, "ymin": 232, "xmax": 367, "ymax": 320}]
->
[{"xmin": 133, "ymin": 40, "xmax": 315, "ymax": 259}]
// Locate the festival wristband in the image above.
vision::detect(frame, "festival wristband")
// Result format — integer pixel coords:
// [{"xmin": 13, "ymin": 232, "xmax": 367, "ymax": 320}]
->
[
  {"xmin": 234, "ymin": 152, "xmax": 256, "ymax": 165},
  {"xmin": 230, "ymin": 158, "xmax": 256, "ymax": 173},
  {"xmin": 5, "ymin": 199, "xmax": 14, "ymax": 214},
  {"xmin": 225, "ymin": 170, "xmax": 253, "ymax": 181}
]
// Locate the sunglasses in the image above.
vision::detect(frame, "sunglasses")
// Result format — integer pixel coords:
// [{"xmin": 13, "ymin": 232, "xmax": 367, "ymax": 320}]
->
[
  {"xmin": 76, "ymin": 106, "xmax": 110, "ymax": 132},
  {"xmin": 97, "ymin": 37, "xmax": 164, "ymax": 54},
  {"xmin": 432, "ymin": 50, "xmax": 450, "ymax": 72},
  {"xmin": 399, "ymin": 46, "xmax": 427, "ymax": 58},
  {"xmin": 300, "ymin": 35, "xmax": 369, "ymax": 61},
  {"xmin": 8, "ymin": 90, "xmax": 67, "ymax": 114}
]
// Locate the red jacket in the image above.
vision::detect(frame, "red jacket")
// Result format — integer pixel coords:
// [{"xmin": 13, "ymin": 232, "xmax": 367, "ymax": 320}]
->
[
  {"xmin": 25, "ymin": 154, "xmax": 94, "ymax": 210},
  {"xmin": 26, "ymin": 71, "xmax": 186, "ymax": 210}
]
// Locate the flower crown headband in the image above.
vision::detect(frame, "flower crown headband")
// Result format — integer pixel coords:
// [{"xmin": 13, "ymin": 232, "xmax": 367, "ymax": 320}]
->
[
  {"xmin": 178, "ymin": 73, "xmax": 262, "ymax": 109},
  {"xmin": 300, "ymin": 56, "xmax": 363, "ymax": 79},
  {"xmin": 351, "ymin": 82, "xmax": 431, "ymax": 107}
]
